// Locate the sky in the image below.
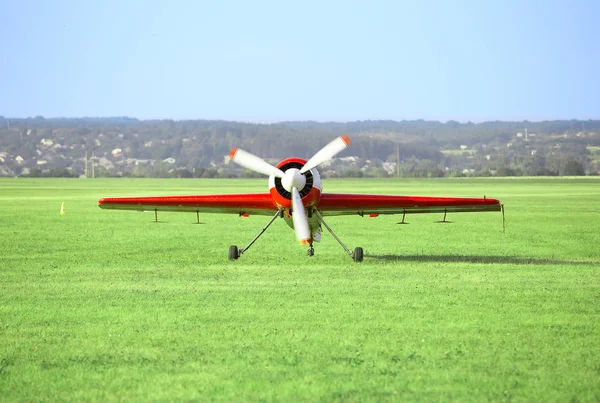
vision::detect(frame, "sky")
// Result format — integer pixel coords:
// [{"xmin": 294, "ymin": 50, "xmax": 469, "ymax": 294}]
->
[{"xmin": 1, "ymin": 0, "xmax": 599, "ymax": 122}]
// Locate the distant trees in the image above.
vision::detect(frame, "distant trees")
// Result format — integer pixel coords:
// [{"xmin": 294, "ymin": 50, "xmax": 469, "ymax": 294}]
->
[
  {"xmin": 2, "ymin": 117, "xmax": 599, "ymax": 178},
  {"xmin": 562, "ymin": 160, "xmax": 585, "ymax": 176},
  {"xmin": 26, "ymin": 168, "xmax": 77, "ymax": 177}
]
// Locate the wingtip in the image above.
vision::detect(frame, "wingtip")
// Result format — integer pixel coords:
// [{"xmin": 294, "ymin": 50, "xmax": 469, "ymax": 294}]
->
[
  {"xmin": 97, "ymin": 198, "xmax": 107, "ymax": 208},
  {"xmin": 229, "ymin": 148, "xmax": 239, "ymax": 160},
  {"xmin": 340, "ymin": 135, "xmax": 351, "ymax": 146}
]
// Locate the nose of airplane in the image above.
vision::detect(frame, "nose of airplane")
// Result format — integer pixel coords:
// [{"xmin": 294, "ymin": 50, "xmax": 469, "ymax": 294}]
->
[{"xmin": 281, "ymin": 168, "xmax": 306, "ymax": 193}]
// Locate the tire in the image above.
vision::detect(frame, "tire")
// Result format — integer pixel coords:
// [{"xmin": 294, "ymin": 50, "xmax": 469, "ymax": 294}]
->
[
  {"xmin": 353, "ymin": 247, "xmax": 364, "ymax": 262},
  {"xmin": 228, "ymin": 245, "xmax": 239, "ymax": 260}
]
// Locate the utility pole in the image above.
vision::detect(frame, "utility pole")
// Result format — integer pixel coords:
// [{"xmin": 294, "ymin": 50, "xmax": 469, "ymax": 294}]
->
[
  {"xmin": 91, "ymin": 151, "xmax": 95, "ymax": 179},
  {"xmin": 85, "ymin": 150, "xmax": 88, "ymax": 178}
]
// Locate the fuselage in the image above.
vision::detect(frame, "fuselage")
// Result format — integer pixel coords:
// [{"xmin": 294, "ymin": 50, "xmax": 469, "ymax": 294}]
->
[
  {"xmin": 268, "ymin": 157, "xmax": 323, "ymax": 237},
  {"xmin": 267, "ymin": 157, "xmax": 322, "ymax": 211}
]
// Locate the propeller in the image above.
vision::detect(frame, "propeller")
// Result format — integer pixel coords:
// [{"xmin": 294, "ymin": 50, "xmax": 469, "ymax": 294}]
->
[
  {"xmin": 228, "ymin": 135, "xmax": 351, "ymax": 244},
  {"xmin": 229, "ymin": 148, "xmax": 285, "ymax": 178},
  {"xmin": 291, "ymin": 187, "xmax": 311, "ymax": 244},
  {"xmin": 300, "ymin": 135, "xmax": 350, "ymax": 173},
  {"xmin": 281, "ymin": 168, "xmax": 306, "ymax": 193}
]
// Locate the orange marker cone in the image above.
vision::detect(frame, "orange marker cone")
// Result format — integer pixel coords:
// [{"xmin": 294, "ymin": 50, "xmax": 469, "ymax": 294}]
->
[{"xmin": 60, "ymin": 202, "xmax": 65, "ymax": 215}]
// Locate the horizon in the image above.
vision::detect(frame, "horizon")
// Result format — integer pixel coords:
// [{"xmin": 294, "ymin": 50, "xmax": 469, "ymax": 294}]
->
[{"xmin": 2, "ymin": 115, "xmax": 599, "ymax": 125}]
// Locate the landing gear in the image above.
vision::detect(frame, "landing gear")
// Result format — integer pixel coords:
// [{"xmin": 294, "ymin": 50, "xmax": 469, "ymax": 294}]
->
[
  {"xmin": 353, "ymin": 247, "xmax": 364, "ymax": 262},
  {"xmin": 313, "ymin": 208, "xmax": 364, "ymax": 263},
  {"xmin": 227, "ymin": 207, "xmax": 364, "ymax": 262},
  {"xmin": 228, "ymin": 245, "xmax": 239, "ymax": 260},
  {"xmin": 228, "ymin": 208, "xmax": 282, "ymax": 260}
]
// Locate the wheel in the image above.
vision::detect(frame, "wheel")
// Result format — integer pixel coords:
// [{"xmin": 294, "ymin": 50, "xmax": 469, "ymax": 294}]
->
[
  {"xmin": 307, "ymin": 247, "xmax": 314, "ymax": 257},
  {"xmin": 228, "ymin": 245, "xmax": 239, "ymax": 260},
  {"xmin": 353, "ymin": 247, "xmax": 364, "ymax": 262}
]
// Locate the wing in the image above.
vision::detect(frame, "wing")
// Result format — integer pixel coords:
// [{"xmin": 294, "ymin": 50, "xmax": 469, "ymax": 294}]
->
[
  {"xmin": 317, "ymin": 193, "xmax": 502, "ymax": 216},
  {"xmin": 98, "ymin": 193, "xmax": 278, "ymax": 215}
]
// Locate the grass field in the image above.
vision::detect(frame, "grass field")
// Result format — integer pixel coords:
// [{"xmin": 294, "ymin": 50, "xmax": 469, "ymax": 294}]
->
[
  {"xmin": 586, "ymin": 146, "xmax": 600, "ymax": 153},
  {"xmin": 1, "ymin": 177, "xmax": 599, "ymax": 401},
  {"xmin": 440, "ymin": 149, "xmax": 476, "ymax": 156}
]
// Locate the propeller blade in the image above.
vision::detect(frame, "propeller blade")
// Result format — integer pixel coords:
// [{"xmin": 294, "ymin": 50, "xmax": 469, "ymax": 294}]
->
[
  {"xmin": 291, "ymin": 187, "xmax": 311, "ymax": 245},
  {"xmin": 229, "ymin": 148, "xmax": 284, "ymax": 178},
  {"xmin": 300, "ymin": 135, "xmax": 351, "ymax": 173}
]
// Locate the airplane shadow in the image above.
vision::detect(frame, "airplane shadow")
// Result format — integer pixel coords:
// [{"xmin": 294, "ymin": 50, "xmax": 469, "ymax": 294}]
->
[{"xmin": 368, "ymin": 254, "xmax": 597, "ymax": 266}]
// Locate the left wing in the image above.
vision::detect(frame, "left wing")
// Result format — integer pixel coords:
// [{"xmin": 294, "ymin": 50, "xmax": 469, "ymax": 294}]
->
[
  {"xmin": 98, "ymin": 193, "xmax": 278, "ymax": 215},
  {"xmin": 317, "ymin": 193, "xmax": 502, "ymax": 216}
]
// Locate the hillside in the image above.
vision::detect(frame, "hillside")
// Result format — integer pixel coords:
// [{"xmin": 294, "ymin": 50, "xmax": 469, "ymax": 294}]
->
[{"xmin": 0, "ymin": 117, "xmax": 598, "ymax": 177}]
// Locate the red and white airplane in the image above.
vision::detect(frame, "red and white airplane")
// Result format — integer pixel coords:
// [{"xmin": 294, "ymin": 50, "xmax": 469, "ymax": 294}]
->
[{"xmin": 98, "ymin": 136, "xmax": 503, "ymax": 262}]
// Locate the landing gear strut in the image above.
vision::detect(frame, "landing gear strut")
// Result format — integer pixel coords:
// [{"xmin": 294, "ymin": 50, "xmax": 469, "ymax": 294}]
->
[
  {"xmin": 228, "ymin": 207, "xmax": 364, "ymax": 262},
  {"xmin": 313, "ymin": 208, "xmax": 364, "ymax": 262},
  {"xmin": 228, "ymin": 208, "xmax": 282, "ymax": 260}
]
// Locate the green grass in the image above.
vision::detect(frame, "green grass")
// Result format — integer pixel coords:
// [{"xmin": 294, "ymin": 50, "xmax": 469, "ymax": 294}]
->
[
  {"xmin": 440, "ymin": 149, "xmax": 475, "ymax": 156},
  {"xmin": 1, "ymin": 177, "xmax": 599, "ymax": 401},
  {"xmin": 586, "ymin": 146, "xmax": 600, "ymax": 153}
]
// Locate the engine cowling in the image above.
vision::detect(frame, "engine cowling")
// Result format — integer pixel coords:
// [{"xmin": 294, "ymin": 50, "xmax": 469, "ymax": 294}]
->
[{"xmin": 268, "ymin": 158, "xmax": 322, "ymax": 210}]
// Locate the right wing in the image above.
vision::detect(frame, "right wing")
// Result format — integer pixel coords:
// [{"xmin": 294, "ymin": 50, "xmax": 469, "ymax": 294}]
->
[{"xmin": 317, "ymin": 193, "xmax": 502, "ymax": 216}]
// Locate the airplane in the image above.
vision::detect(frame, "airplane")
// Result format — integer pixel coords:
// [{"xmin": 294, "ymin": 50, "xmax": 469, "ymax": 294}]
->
[{"xmin": 98, "ymin": 135, "xmax": 503, "ymax": 262}]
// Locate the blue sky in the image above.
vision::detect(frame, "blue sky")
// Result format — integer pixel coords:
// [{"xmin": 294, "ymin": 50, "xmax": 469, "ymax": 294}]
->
[{"xmin": 1, "ymin": 0, "xmax": 598, "ymax": 122}]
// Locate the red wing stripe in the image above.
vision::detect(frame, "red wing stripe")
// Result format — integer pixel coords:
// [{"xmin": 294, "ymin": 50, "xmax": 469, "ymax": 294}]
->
[{"xmin": 98, "ymin": 193, "xmax": 277, "ymax": 214}]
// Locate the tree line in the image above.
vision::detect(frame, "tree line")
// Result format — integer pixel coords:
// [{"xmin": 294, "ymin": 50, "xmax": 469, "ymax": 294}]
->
[{"xmin": 0, "ymin": 116, "xmax": 598, "ymax": 177}]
